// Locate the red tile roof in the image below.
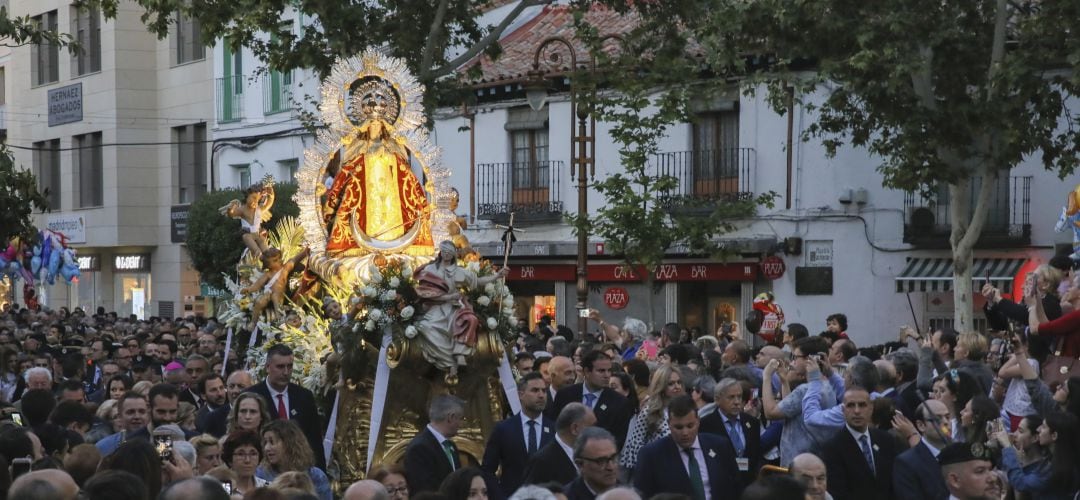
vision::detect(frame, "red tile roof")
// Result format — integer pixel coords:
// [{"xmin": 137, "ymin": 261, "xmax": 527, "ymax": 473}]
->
[{"xmin": 462, "ymin": 4, "xmax": 639, "ymax": 86}]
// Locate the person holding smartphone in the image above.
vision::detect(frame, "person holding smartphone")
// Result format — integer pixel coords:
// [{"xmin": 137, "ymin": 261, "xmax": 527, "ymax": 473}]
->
[{"xmin": 983, "ymin": 265, "xmax": 1063, "ymax": 331}]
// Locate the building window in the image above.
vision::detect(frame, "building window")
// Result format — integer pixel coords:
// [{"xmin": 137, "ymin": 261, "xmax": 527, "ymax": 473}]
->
[
  {"xmin": 234, "ymin": 163, "xmax": 251, "ymax": 189},
  {"xmin": 33, "ymin": 139, "xmax": 61, "ymax": 210},
  {"xmin": 217, "ymin": 38, "xmax": 244, "ymax": 122},
  {"xmin": 31, "ymin": 10, "xmax": 59, "ymax": 86},
  {"xmin": 263, "ymin": 23, "xmax": 293, "ymax": 114},
  {"xmin": 175, "ymin": 123, "xmax": 207, "ymax": 203},
  {"xmin": 506, "ymin": 107, "xmax": 549, "ymax": 206},
  {"xmin": 73, "ymin": 132, "xmax": 102, "ymax": 208},
  {"xmin": 175, "ymin": 14, "xmax": 204, "ymax": 64},
  {"xmin": 691, "ymin": 109, "xmax": 740, "ymax": 195},
  {"xmin": 278, "ymin": 158, "xmax": 299, "ymax": 183},
  {"xmin": 71, "ymin": 3, "xmax": 101, "ymax": 75}
]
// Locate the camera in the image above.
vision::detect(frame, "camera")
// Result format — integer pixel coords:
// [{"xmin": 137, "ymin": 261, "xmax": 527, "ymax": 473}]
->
[
  {"xmin": 578, "ymin": 308, "xmax": 590, "ymax": 318},
  {"xmin": 11, "ymin": 457, "xmax": 31, "ymax": 479}
]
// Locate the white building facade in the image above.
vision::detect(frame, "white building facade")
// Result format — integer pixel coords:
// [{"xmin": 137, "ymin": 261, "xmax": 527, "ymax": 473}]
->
[
  {"xmin": 8, "ymin": 0, "xmax": 214, "ymax": 319},
  {"xmin": 431, "ymin": 4, "xmax": 1080, "ymax": 346}
]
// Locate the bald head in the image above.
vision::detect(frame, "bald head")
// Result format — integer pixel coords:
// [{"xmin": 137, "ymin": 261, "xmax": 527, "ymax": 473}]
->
[
  {"xmin": 873, "ymin": 359, "xmax": 897, "ymax": 390},
  {"xmin": 10, "ymin": 469, "xmax": 79, "ymax": 500},
  {"xmin": 344, "ymin": 479, "xmax": 390, "ymax": 500},
  {"xmin": 790, "ymin": 453, "xmax": 828, "ymax": 500},
  {"xmin": 756, "ymin": 346, "xmax": 783, "ymax": 368},
  {"xmin": 548, "ymin": 356, "xmax": 576, "ymax": 391},
  {"xmin": 596, "ymin": 487, "xmax": 643, "ymax": 500}
]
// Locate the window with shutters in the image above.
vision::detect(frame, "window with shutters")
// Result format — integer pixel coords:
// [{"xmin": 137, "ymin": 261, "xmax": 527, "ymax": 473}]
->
[
  {"xmin": 175, "ymin": 123, "xmax": 207, "ymax": 203},
  {"xmin": 73, "ymin": 132, "xmax": 102, "ymax": 208},
  {"xmin": 175, "ymin": 14, "xmax": 205, "ymax": 64},
  {"xmin": 507, "ymin": 107, "xmax": 550, "ymax": 205},
  {"xmin": 71, "ymin": 3, "xmax": 101, "ymax": 75},
  {"xmin": 690, "ymin": 110, "xmax": 740, "ymax": 196},
  {"xmin": 33, "ymin": 139, "xmax": 61, "ymax": 210},
  {"xmin": 31, "ymin": 11, "xmax": 59, "ymax": 86}
]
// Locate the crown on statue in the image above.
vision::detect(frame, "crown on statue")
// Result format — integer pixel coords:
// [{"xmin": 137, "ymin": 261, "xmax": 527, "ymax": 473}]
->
[{"xmin": 350, "ymin": 77, "xmax": 401, "ymax": 125}]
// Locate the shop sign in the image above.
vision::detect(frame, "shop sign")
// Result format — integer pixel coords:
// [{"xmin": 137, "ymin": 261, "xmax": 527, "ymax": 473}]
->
[
  {"xmin": 760, "ymin": 256, "xmax": 786, "ymax": 280},
  {"xmin": 603, "ymin": 287, "xmax": 629, "ymax": 309},
  {"xmin": 114, "ymin": 254, "xmax": 151, "ymax": 272},
  {"xmin": 46, "ymin": 214, "xmax": 86, "ymax": 244},
  {"xmin": 77, "ymin": 255, "xmax": 100, "ymax": 272},
  {"xmin": 170, "ymin": 205, "xmax": 191, "ymax": 244},
  {"xmin": 200, "ymin": 282, "xmax": 230, "ymax": 298},
  {"xmin": 48, "ymin": 83, "xmax": 83, "ymax": 126},
  {"xmin": 588, "ymin": 263, "xmax": 758, "ymax": 282}
]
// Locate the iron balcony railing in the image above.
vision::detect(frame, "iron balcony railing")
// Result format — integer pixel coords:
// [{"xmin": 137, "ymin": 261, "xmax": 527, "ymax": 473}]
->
[
  {"xmin": 216, "ymin": 75, "xmax": 245, "ymax": 123},
  {"xmin": 477, "ymin": 160, "xmax": 564, "ymax": 222},
  {"xmin": 903, "ymin": 176, "xmax": 1032, "ymax": 246},
  {"xmin": 262, "ymin": 71, "xmax": 293, "ymax": 115},
  {"xmin": 651, "ymin": 148, "xmax": 755, "ymax": 203}
]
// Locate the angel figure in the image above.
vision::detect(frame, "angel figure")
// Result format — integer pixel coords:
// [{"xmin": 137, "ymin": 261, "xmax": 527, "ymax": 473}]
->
[
  {"xmin": 240, "ymin": 246, "xmax": 310, "ymax": 329},
  {"xmin": 220, "ymin": 180, "xmax": 276, "ymax": 259}
]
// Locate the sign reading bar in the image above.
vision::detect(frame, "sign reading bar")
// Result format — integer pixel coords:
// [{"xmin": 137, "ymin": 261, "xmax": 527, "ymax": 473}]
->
[
  {"xmin": 114, "ymin": 254, "xmax": 151, "ymax": 272},
  {"xmin": 47, "ymin": 215, "xmax": 87, "ymax": 244},
  {"xmin": 171, "ymin": 205, "xmax": 191, "ymax": 243},
  {"xmin": 77, "ymin": 255, "xmax": 100, "ymax": 272},
  {"xmin": 48, "ymin": 83, "xmax": 83, "ymax": 127}
]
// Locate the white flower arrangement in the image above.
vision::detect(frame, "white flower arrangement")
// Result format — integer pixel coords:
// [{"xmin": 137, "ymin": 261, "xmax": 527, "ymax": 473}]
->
[
  {"xmin": 381, "ymin": 289, "xmax": 397, "ymax": 301},
  {"xmin": 369, "ymin": 309, "xmax": 383, "ymax": 321},
  {"xmin": 365, "ymin": 319, "xmax": 376, "ymax": 331},
  {"xmin": 487, "ymin": 317, "xmax": 499, "ymax": 329},
  {"xmin": 477, "ymin": 295, "xmax": 491, "ymax": 306},
  {"xmin": 401, "ymin": 305, "xmax": 415, "ymax": 319},
  {"xmin": 389, "ymin": 277, "xmax": 401, "ymax": 288},
  {"xmin": 484, "ymin": 283, "xmax": 496, "ymax": 294},
  {"xmin": 405, "ymin": 325, "xmax": 418, "ymax": 338}
]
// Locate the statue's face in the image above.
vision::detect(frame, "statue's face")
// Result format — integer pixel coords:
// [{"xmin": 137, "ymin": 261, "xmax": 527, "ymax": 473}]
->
[{"xmin": 362, "ymin": 93, "xmax": 390, "ymax": 122}]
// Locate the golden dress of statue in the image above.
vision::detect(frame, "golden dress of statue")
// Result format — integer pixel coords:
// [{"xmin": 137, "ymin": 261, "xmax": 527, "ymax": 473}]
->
[{"xmin": 322, "ymin": 78, "xmax": 432, "ymax": 256}]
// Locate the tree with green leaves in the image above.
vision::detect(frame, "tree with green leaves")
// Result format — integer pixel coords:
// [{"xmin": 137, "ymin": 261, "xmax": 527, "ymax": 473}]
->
[
  {"xmin": 0, "ymin": 146, "xmax": 50, "ymax": 247},
  {"xmin": 185, "ymin": 183, "xmax": 298, "ymax": 289},
  {"xmin": 587, "ymin": 0, "xmax": 1080, "ymax": 330}
]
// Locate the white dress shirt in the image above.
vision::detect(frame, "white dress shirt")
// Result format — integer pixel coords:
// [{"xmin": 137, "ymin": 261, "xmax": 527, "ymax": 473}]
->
[
  {"xmin": 520, "ymin": 413, "xmax": 543, "ymax": 452},
  {"xmin": 677, "ymin": 437, "xmax": 712, "ymax": 500},
  {"xmin": 267, "ymin": 381, "xmax": 289, "ymax": 417},
  {"xmin": 555, "ymin": 434, "xmax": 578, "ymax": 471}
]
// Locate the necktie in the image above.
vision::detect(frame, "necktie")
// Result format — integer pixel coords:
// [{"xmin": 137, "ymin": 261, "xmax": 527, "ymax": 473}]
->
[
  {"xmin": 524, "ymin": 421, "xmax": 537, "ymax": 455},
  {"xmin": 584, "ymin": 392, "xmax": 597, "ymax": 409},
  {"xmin": 859, "ymin": 434, "xmax": 876, "ymax": 475},
  {"xmin": 442, "ymin": 440, "xmax": 457, "ymax": 470},
  {"xmin": 276, "ymin": 394, "xmax": 288, "ymax": 420},
  {"xmin": 727, "ymin": 420, "xmax": 744, "ymax": 457},
  {"xmin": 684, "ymin": 448, "xmax": 707, "ymax": 500}
]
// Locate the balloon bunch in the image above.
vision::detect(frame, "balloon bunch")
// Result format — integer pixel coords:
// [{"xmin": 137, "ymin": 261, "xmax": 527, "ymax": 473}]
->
[{"xmin": 0, "ymin": 229, "xmax": 80, "ymax": 286}]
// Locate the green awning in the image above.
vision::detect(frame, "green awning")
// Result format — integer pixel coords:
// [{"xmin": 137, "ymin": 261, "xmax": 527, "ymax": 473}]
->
[{"xmin": 895, "ymin": 257, "xmax": 1026, "ymax": 293}]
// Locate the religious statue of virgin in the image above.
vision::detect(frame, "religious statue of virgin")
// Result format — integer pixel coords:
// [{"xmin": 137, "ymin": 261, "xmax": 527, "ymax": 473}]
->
[{"xmin": 321, "ymin": 76, "xmax": 432, "ymax": 256}]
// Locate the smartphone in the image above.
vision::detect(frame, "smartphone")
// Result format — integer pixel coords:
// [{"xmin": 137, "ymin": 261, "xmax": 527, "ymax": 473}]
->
[
  {"xmin": 222, "ymin": 480, "xmax": 233, "ymax": 494},
  {"xmin": 10, "ymin": 412, "xmax": 24, "ymax": 427},
  {"xmin": 578, "ymin": 308, "xmax": 590, "ymax": 318},
  {"xmin": 153, "ymin": 431, "xmax": 173, "ymax": 462},
  {"xmin": 11, "ymin": 457, "xmax": 31, "ymax": 479}
]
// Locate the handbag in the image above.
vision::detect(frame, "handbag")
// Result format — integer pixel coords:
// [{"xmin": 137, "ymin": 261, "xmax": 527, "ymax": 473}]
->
[{"xmin": 1041, "ymin": 337, "xmax": 1080, "ymax": 387}]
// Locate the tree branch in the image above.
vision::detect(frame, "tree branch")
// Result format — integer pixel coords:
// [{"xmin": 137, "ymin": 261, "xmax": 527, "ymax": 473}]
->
[
  {"xmin": 910, "ymin": 44, "xmax": 937, "ymax": 111},
  {"xmin": 957, "ymin": 170, "xmax": 999, "ymax": 252},
  {"xmin": 986, "ymin": 0, "xmax": 1010, "ymax": 102},
  {"xmin": 420, "ymin": 0, "xmax": 452, "ymax": 78},
  {"xmin": 425, "ymin": 0, "xmax": 552, "ymax": 80}
]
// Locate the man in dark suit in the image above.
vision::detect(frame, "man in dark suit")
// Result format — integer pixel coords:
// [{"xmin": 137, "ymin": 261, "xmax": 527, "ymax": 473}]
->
[
  {"xmin": 885, "ymin": 349, "xmax": 923, "ymax": 420},
  {"xmin": 404, "ymin": 394, "xmax": 465, "ymax": 495},
  {"xmin": 552, "ymin": 351, "xmax": 631, "ymax": 446},
  {"xmin": 542, "ymin": 356, "xmax": 576, "ymax": 420},
  {"xmin": 244, "ymin": 344, "xmax": 325, "ymax": 469},
  {"xmin": 565, "ymin": 426, "xmax": 620, "ymax": 500},
  {"xmin": 482, "ymin": 372, "xmax": 555, "ymax": 496},
  {"xmin": 699, "ymin": 378, "xmax": 761, "ymax": 487},
  {"xmin": 893, "ymin": 400, "xmax": 951, "ymax": 500},
  {"xmin": 523, "ymin": 402, "xmax": 595, "ymax": 486},
  {"xmin": 822, "ymin": 386, "xmax": 900, "ymax": 500},
  {"xmin": 633, "ymin": 395, "xmax": 742, "ymax": 500}
]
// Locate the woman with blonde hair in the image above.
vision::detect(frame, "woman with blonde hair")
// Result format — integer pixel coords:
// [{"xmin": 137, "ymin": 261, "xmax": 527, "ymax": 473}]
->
[
  {"xmin": 256, "ymin": 420, "xmax": 332, "ymax": 500},
  {"xmin": 269, "ymin": 470, "xmax": 317, "ymax": 496},
  {"xmin": 189, "ymin": 433, "xmax": 223, "ymax": 474},
  {"xmin": 228, "ymin": 392, "xmax": 272, "ymax": 434},
  {"xmin": 131, "ymin": 380, "xmax": 153, "ymax": 397},
  {"xmin": 953, "ymin": 331, "xmax": 995, "ymax": 395},
  {"xmin": 983, "ymin": 263, "xmax": 1063, "ymax": 330},
  {"xmin": 618, "ymin": 364, "xmax": 685, "ymax": 471}
]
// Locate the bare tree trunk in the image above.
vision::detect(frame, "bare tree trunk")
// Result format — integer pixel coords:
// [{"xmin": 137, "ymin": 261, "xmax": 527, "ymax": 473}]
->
[{"xmin": 949, "ymin": 172, "xmax": 998, "ymax": 331}]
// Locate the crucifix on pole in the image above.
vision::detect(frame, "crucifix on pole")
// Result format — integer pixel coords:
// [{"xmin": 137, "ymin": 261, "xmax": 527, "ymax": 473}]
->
[{"xmin": 495, "ymin": 212, "xmax": 524, "ymax": 316}]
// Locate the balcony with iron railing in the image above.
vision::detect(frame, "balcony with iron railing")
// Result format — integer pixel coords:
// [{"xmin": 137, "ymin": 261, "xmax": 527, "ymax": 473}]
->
[
  {"xmin": 903, "ymin": 176, "xmax": 1032, "ymax": 248},
  {"xmin": 651, "ymin": 148, "xmax": 756, "ymax": 208},
  {"xmin": 216, "ymin": 75, "xmax": 245, "ymax": 124},
  {"xmin": 263, "ymin": 71, "xmax": 293, "ymax": 115},
  {"xmin": 476, "ymin": 160, "xmax": 565, "ymax": 224}
]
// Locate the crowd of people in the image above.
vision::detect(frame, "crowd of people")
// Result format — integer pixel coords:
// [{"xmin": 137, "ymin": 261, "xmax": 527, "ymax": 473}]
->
[{"xmin": 2, "ymin": 259, "xmax": 1080, "ymax": 500}]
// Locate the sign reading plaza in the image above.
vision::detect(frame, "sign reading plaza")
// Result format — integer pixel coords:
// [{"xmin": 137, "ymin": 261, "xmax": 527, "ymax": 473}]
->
[{"xmin": 48, "ymin": 83, "xmax": 83, "ymax": 127}]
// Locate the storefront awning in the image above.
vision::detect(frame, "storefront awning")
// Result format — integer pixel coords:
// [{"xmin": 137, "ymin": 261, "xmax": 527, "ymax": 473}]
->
[{"xmin": 895, "ymin": 257, "xmax": 1027, "ymax": 293}]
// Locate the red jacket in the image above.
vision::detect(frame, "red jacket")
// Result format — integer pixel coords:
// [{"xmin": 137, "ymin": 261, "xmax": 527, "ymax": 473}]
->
[{"xmin": 1037, "ymin": 310, "xmax": 1080, "ymax": 358}]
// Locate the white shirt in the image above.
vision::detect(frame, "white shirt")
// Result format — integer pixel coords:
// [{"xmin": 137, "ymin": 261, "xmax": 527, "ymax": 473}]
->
[
  {"xmin": 267, "ymin": 381, "xmax": 289, "ymax": 418},
  {"xmin": 520, "ymin": 413, "xmax": 544, "ymax": 452},
  {"xmin": 555, "ymin": 434, "xmax": 578, "ymax": 472},
  {"xmin": 921, "ymin": 438, "xmax": 942, "ymax": 458},
  {"xmin": 677, "ymin": 437, "xmax": 712, "ymax": 500},
  {"xmin": 847, "ymin": 424, "xmax": 875, "ymax": 471}
]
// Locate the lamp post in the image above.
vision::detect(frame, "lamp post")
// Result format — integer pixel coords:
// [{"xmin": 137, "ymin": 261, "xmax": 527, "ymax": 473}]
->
[{"xmin": 528, "ymin": 37, "xmax": 595, "ymax": 336}]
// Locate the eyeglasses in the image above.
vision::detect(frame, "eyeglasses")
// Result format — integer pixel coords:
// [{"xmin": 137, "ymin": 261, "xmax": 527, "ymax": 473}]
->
[
  {"xmin": 386, "ymin": 487, "xmax": 409, "ymax": 495},
  {"xmin": 578, "ymin": 453, "xmax": 618, "ymax": 466}
]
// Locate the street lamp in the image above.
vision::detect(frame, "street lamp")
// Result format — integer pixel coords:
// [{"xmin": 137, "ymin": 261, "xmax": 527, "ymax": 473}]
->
[{"xmin": 529, "ymin": 37, "xmax": 595, "ymax": 336}]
